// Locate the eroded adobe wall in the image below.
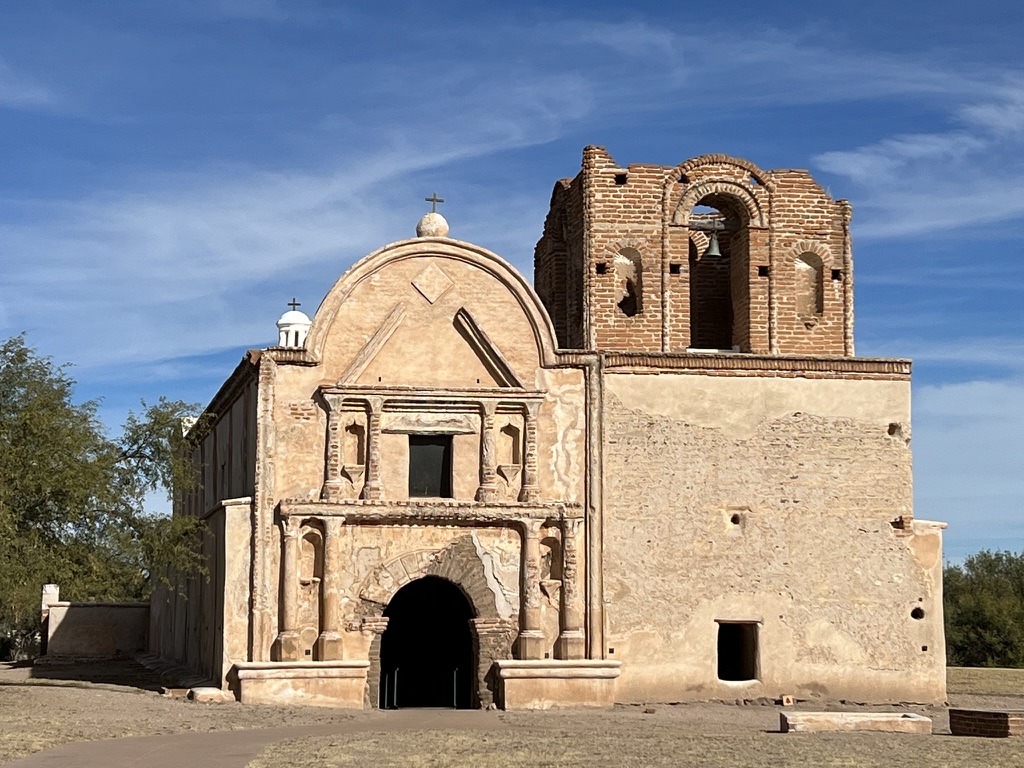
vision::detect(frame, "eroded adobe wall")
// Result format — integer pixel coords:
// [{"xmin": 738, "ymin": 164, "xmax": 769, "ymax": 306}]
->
[
  {"xmin": 154, "ymin": 368, "xmax": 258, "ymax": 680},
  {"xmin": 600, "ymin": 370, "xmax": 946, "ymax": 704}
]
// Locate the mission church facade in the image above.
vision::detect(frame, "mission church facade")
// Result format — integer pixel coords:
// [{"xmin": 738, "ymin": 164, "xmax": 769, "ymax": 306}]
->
[{"xmin": 149, "ymin": 147, "xmax": 947, "ymax": 709}]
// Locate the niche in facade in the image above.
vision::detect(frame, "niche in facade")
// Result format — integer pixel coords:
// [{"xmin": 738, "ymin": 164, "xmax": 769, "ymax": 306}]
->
[
  {"xmin": 717, "ymin": 621, "xmax": 759, "ymax": 681},
  {"xmin": 795, "ymin": 252, "xmax": 825, "ymax": 324},
  {"xmin": 613, "ymin": 248, "xmax": 643, "ymax": 317},
  {"xmin": 342, "ymin": 422, "xmax": 366, "ymax": 485},
  {"xmin": 497, "ymin": 423, "xmax": 522, "ymax": 485}
]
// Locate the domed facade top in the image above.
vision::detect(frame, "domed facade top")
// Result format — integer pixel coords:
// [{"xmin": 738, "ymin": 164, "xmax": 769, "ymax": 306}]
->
[
  {"xmin": 416, "ymin": 211, "xmax": 449, "ymax": 238},
  {"xmin": 276, "ymin": 303, "xmax": 311, "ymax": 348}
]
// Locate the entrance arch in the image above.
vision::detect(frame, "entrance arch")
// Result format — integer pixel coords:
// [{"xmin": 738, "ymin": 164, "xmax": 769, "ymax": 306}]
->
[{"xmin": 379, "ymin": 576, "xmax": 475, "ymax": 708}]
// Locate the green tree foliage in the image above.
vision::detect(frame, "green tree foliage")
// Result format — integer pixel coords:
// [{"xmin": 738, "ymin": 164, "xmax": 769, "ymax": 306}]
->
[
  {"xmin": 0, "ymin": 335, "xmax": 206, "ymax": 648},
  {"xmin": 945, "ymin": 550, "xmax": 1024, "ymax": 667}
]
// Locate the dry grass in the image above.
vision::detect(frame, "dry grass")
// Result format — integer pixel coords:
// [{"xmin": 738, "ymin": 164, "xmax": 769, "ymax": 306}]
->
[
  {"xmin": 251, "ymin": 727, "xmax": 1024, "ymax": 768},
  {"xmin": 948, "ymin": 666, "xmax": 1024, "ymax": 697},
  {"xmin": 3, "ymin": 663, "xmax": 1024, "ymax": 767}
]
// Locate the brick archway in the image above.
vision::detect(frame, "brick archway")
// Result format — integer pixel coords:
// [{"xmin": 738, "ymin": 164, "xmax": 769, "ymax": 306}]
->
[{"xmin": 357, "ymin": 535, "xmax": 516, "ymax": 708}]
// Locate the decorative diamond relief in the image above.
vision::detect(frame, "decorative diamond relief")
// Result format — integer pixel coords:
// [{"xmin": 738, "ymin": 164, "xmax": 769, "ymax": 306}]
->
[{"xmin": 411, "ymin": 263, "xmax": 454, "ymax": 304}]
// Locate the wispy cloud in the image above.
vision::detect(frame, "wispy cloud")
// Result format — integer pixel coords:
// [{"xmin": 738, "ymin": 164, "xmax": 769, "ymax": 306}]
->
[
  {"xmin": 913, "ymin": 377, "xmax": 1024, "ymax": 558},
  {"xmin": 0, "ymin": 56, "xmax": 56, "ymax": 109}
]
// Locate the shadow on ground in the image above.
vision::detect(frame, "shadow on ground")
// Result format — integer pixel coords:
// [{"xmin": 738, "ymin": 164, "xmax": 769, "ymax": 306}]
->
[{"xmin": 6, "ymin": 659, "xmax": 165, "ymax": 692}]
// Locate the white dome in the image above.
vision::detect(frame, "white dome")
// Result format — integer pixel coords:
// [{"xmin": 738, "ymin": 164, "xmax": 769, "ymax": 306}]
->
[
  {"xmin": 277, "ymin": 310, "xmax": 311, "ymax": 327},
  {"xmin": 276, "ymin": 306, "xmax": 311, "ymax": 348}
]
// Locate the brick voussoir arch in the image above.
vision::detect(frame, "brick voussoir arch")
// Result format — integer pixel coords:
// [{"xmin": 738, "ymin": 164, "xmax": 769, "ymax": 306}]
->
[
  {"xmin": 357, "ymin": 535, "xmax": 503, "ymax": 620},
  {"xmin": 787, "ymin": 239, "xmax": 836, "ymax": 267},
  {"xmin": 673, "ymin": 154, "xmax": 776, "ymax": 192},
  {"xmin": 671, "ymin": 179, "xmax": 768, "ymax": 229}
]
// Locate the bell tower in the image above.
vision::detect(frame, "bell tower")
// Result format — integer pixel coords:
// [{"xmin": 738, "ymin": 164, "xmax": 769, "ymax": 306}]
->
[{"xmin": 534, "ymin": 146, "xmax": 854, "ymax": 356}]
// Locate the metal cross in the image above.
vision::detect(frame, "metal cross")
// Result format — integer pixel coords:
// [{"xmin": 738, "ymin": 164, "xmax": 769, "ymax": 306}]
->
[
  {"xmin": 288, "ymin": 298, "xmax": 301, "ymax": 311},
  {"xmin": 425, "ymin": 192, "xmax": 445, "ymax": 212}
]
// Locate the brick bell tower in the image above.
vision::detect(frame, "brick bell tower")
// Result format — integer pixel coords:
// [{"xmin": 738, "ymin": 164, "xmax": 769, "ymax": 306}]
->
[{"xmin": 534, "ymin": 146, "xmax": 854, "ymax": 356}]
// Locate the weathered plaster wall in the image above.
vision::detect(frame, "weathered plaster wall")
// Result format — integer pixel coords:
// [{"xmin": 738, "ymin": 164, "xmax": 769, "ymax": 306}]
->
[
  {"xmin": 601, "ymin": 371, "xmax": 945, "ymax": 703},
  {"xmin": 47, "ymin": 603, "xmax": 148, "ymax": 658}
]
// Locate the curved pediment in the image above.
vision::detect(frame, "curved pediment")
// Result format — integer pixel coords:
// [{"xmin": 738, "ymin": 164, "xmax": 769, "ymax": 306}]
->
[{"xmin": 302, "ymin": 238, "xmax": 560, "ymax": 387}]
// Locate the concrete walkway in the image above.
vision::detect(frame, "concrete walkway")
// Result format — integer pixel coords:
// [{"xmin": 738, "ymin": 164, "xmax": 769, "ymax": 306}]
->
[{"xmin": 5, "ymin": 710, "xmax": 505, "ymax": 768}]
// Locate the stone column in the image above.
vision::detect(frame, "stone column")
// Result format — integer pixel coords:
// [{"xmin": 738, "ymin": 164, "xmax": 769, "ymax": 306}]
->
[
  {"xmin": 315, "ymin": 516, "xmax": 345, "ymax": 660},
  {"xmin": 475, "ymin": 400, "xmax": 499, "ymax": 502},
  {"xmin": 556, "ymin": 519, "xmax": 585, "ymax": 659},
  {"xmin": 516, "ymin": 519, "xmax": 545, "ymax": 659},
  {"xmin": 473, "ymin": 617, "xmax": 516, "ymax": 708},
  {"xmin": 320, "ymin": 397, "xmax": 344, "ymax": 500},
  {"xmin": 518, "ymin": 402, "xmax": 540, "ymax": 503},
  {"xmin": 362, "ymin": 397, "xmax": 383, "ymax": 500},
  {"xmin": 274, "ymin": 516, "xmax": 302, "ymax": 661},
  {"xmin": 360, "ymin": 616, "xmax": 390, "ymax": 708}
]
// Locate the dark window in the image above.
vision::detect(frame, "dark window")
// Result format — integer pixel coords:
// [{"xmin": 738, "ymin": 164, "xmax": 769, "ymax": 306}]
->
[
  {"xmin": 717, "ymin": 622, "xmax": 758, "ymax": 681},
  {"xmin": 408, "ymin": 435, "xmax": 452, "ymax": 498}
]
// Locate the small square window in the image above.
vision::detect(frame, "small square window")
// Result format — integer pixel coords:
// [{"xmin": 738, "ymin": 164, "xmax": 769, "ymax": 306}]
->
[
  {"xmin": 757, "ymin": 265, "xmax": 770, "ymax": 277},
  {"xmin": 408, "ymin": 435, "xmax": 452, "ymax": 498},
  {"xmin": 717, "ymin": 621, "xmax": 759, "ymax": 681},
  {"xmin": 614, "ymin": 173, "xmax": 628, "ymax": 185},
  {"xmin": 669, "ymin": 263, "xmax": 681, "ymax": 275},
  {"xmin": 595, "ymin": 262, "xmax": 608, "ymax": 275},
  {"xmin": 831, "ymin": 269, "xmax": 844, "ymax": 281}
]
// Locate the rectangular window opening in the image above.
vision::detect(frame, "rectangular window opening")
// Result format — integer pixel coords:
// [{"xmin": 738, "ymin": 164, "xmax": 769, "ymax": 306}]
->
[
  {"xmin": 757, "ymin": 265, "xmax": 770, "ymax": 277},
  {"xmin": 717, "ymin": 621, "xmax": 759, "ymax": 681},
  {"xmin": 595, "ymin": 262, "xmax": 608, "ymax": 275},
  {"xmin": 408, "ymin": 435, "xmax": 453, "ymax": 498},
  {"xmin": 614, "ymin": 173, "xmax": 628, "ymax": 185},
  {"xmin": 669, "ymin": 263, "xmax": 681, "ymax": 275},
  {"xmin": 831, "ymin": 269, "xmax": 844, "ymax": 281}
]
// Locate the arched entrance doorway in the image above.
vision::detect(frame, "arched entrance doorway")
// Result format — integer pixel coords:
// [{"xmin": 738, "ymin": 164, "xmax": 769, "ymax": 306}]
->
[{"xmin": 379, "ymin": 576, "xmax": 475, "ymax": 708}]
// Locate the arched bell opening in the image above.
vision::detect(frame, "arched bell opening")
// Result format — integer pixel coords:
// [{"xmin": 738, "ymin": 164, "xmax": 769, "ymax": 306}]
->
[
  {"xmin": 378, "ymin": 576, "xmax": 476, "ymax": 709},
  {"xmin": 687, "ymin": 196, "xmax": 751, "ymax": 351}
]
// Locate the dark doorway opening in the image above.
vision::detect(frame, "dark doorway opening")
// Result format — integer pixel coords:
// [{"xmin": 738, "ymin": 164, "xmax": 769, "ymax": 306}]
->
[
  {"xmin": 717, "ymin": 621, "xmax": 759, "ymax": 681},
  {"xmin": 379, "ymin": 576, "xmax": 475, "ymax": 708}
]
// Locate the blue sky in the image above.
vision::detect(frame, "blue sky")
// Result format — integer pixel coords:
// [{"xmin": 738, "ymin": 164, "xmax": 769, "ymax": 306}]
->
[{"xmin": 1, "ymin": 1, "xmax": 1021, "ymax": 561}]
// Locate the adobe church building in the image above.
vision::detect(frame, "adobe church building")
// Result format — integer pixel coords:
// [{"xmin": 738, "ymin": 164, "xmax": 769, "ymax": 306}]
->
[{"xmin": 148, "ymin": 147, "xmax": 947, "ymax": 709}]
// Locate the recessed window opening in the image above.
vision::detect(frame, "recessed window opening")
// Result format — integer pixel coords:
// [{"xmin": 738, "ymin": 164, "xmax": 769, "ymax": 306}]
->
[
  {"xmin": 670, "ymin": 263, "xmax": 681, "ymax": 275},
  {"xmin": 831, "ymin": 269, "xmax": 844, "ymax": 281},
  {"xmin": 717, "ymin": 621, "xmax": 759, "ymax": 681},
  {"xmin": 614, "ymin": 248, "xmax": 643, "ymax": 317},
  {"xmin": 757, "ymin": 265, "xmax": 770, "ymax": 277},
  {"xmin": 595, "ymin": 262, "xmax": 608, "ymax": 275},
  {"xmin": 408, "ymin": 435, "xmax": 453, "ymax": 498},
  {"xmin": 796, "ymin": 253, "xmax": 825, "ymax": 317},
  {"xmin": 614, "ymin": 173, "xmax": 628, "ymax": 185}
]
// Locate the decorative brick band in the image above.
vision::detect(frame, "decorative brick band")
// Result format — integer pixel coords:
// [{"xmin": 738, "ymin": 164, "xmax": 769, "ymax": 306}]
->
[{"xmin": 555, "ymin": 351, "xmax": 910, "ymax": 379}]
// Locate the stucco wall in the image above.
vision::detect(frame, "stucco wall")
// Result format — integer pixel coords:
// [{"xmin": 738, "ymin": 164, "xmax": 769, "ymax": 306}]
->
[
  {"xmin": 601, "ymin": 371, "xmax": 945, "ymax": 703},
  {"xmin": 47, "ymin": 603, "xmax": 149, "ymax": 658}
]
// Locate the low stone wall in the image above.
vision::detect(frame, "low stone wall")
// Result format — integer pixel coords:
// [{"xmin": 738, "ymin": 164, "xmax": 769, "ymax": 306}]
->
[
  {"xmin": 949, "ymin": 709, "xmax": 1024, "ymax": 738},
  {"xmin": 45, "ymin": 602, "xmax": 149, "ymax": 659}
]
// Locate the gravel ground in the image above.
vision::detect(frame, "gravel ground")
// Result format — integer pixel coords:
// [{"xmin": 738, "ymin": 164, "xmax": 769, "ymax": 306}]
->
[{"xmin": 2, "ymin": 661, "xmax": 1024, "ymax": 767}]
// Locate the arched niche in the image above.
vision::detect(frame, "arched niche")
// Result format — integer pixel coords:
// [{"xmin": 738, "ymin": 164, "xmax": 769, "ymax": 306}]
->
[
  {"xmin": 795, "ymin": 252, "xmax": 825, "ymax": 321},
  {"xmin": 613, "ymin": 248, "xmax": 644, "ymax": 317}
]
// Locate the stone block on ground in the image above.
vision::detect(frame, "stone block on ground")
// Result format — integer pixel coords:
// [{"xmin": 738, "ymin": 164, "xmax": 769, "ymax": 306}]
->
[{"xmin": 780, "ymin": 711, "xmax": 932, "ymax": 734}]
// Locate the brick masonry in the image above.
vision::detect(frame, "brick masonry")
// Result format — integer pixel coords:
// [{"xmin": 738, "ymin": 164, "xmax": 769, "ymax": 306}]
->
[
  {"xmin": 535, "ymin": 147, "xmax": 853, "ymax": 356},
  {"xmin": 949, "ymin": 709, "xmax": 1024, "ymax": 738}
]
